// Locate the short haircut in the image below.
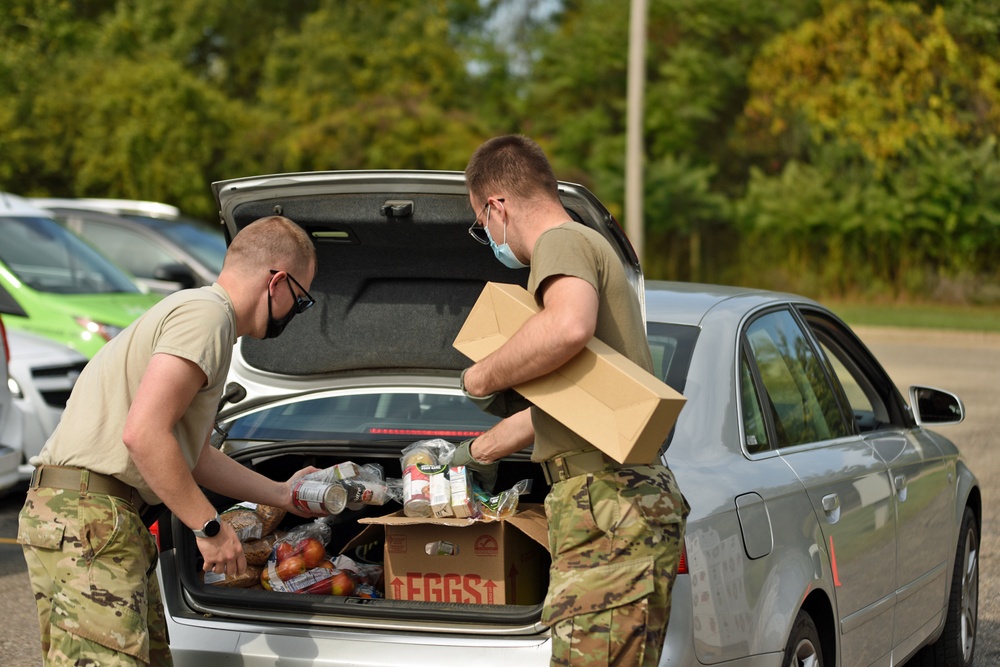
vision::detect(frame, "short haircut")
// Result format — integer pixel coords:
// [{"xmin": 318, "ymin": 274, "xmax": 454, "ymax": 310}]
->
[
  {"xmin": 223, "ymin": 215, "xmax": 316, "ymax": 276},
  {"xmin": 465, "ymin": 135, "xmax": 559, "ymax": 204}
]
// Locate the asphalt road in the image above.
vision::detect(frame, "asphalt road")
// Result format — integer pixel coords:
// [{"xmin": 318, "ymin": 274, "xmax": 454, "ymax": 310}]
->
[{"xmin": 0, "ymin": 325, "xmax": 997, "ymax": 666}]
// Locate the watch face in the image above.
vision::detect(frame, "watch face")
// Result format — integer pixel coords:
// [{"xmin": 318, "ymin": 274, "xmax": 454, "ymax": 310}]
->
[{"xmin": 204, "ymin": 517, "xmax": 221, "ymax": 537}]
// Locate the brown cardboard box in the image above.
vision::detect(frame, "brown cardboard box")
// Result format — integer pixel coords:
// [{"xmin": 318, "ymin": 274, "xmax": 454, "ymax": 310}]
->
[
  {"xmin": 453, "ymin": 282, "xmax": 687, "ymax": 464},
  {"xmin": 358, "ymin": 505, "xmax": 549, "ymax": 605}
]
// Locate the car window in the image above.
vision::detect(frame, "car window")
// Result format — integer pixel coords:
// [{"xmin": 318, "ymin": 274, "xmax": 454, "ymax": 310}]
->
[
  {"xmin": 806, "ymin": 326, "xmax": 894, "ymax": 432},
  {"xmin": 744, "ymin": 309, "xmax": 850, "ymax": 448},
  {"xmin": 646, "ymin": 322, "xmax": 699, "ymax": 394},
  {"xmin": 79, "ymin": 221, "xmax": 177, "ymax": 279},
  {"xmin": 127, "ymin": 215, "xmax": 227, "ymax": 274},
  {"xmin": 740, "ymin": 354, "xmax": 770, "ymax": 453},
  {"xmin": 0, "ymin": 215, "xmax": 141, "ymax": 294},
  {"xmin": 221, "ymin": 391, "xmax": 501, "ymax": 443}
]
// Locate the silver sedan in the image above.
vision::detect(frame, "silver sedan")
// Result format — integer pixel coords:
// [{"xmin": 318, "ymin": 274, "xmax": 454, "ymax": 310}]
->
[{"xmin": 156, "ymin": 172, "xmax": 977, "ymax": 667}]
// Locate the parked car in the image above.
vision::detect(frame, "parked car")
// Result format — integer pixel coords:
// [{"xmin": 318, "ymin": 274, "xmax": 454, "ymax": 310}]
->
[
  {"xmin": 0, "ymin": 284, "xmax": 27, "ymax": 496},
  {"xmin": 0, "ymin": 192, "xmax": 162, "ymax": 358},
  {"xmin": 6, "ymin": 329, "xmax": 88, "ymax": 480},
  {"xmin": 154, "ymin": 171, "xmax": 979, "ymax": 667},
  {"xmin": 31, "ymin": 197, "xmax": 227, "ymax": 295}
]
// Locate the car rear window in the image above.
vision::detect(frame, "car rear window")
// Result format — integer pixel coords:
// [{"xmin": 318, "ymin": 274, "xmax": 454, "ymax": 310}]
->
[
  {"xmin": 222, "ymin": 324, "xmax": 698, "ymax": 447},
  {"xmin": 221, "ymin": 390, "xmax": 500, "ymax": 442}
]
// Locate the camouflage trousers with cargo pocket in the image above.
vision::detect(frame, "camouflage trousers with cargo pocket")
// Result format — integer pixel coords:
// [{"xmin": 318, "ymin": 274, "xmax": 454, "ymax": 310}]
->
[
  {"xmin": 18, "ymin": 486, "xmax": 172, "ymax": 667},
  {"xmin": 542, "ymin": 464, "xmax": 689, "ymax": 667}
]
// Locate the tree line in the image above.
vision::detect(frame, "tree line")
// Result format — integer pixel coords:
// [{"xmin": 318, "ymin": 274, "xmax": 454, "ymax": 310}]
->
[{"xmin": 3, "ymin": 0, "xmax": 1000, "ymax": 303}]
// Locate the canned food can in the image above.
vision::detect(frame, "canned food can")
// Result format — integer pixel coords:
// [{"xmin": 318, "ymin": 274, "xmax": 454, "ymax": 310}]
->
[
  {"xmin": 342, "ymin": 478, "xmax": 389, "ymax": 507},
  {"xmin": 402, "ymin": 464, "xmax": 436, "ymax": 517},
  {"xmin": 292, "ymin": 479, "xmax": 347, "ymax": 515}
]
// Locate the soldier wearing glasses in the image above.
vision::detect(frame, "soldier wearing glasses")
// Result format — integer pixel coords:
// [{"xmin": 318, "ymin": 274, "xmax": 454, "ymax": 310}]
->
[
  {"xmin": 457, "ymin": 136, "xmax": 689, "ymax": 667},
  {"xmin": 19, "ymin": 215, "xmax": 321, "ymax": 667}
]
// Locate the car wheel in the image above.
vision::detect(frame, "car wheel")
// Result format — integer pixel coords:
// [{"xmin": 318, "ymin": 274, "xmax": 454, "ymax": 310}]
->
[
  {"xmin": 783, "ymin": 610, "xmax": 823, "ymax": 667},
  {"xmin": 913, "ymin": 506, "xmax": 979, "ymax": 667}
]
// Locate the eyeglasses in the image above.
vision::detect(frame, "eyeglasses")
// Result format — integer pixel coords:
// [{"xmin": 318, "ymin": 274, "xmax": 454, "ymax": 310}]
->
[
  {"xmin": 468, "ymin": 198, "xmax": 504, "ymax": 245},
  {"xmin": 269, "ymin": 269, "xmax": 316, "ymax": 314}
]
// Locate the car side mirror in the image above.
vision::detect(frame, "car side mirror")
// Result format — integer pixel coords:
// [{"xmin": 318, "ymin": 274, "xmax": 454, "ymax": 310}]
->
[
  {"xmin": 154, "ymin": 263, "xmax": 197, "ymax": 290},
  {"xmin": 909, "ymin": 386, "xmax": 965, "ymax": 426}
]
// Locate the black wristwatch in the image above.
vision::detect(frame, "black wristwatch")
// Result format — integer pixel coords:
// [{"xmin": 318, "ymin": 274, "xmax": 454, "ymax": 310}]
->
[{"xmin": 193, "ymin": 513, "xmax": 222, "ymax": 538}]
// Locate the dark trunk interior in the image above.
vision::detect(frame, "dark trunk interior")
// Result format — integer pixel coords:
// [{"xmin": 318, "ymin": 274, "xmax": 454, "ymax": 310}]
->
[
  {"xmin": 231, "ymin": 192, "xmax": 530, "ymax": 377},
  {"xmin": 171, "ymin": 445, "xmax": 552, "ymax": 626}
]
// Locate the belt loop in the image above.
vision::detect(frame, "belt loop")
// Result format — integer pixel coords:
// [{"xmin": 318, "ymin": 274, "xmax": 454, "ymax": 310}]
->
[
  {"xmin": 79, "ymin": 468, "xmax": 90, "ymax": 495},
  {"xmin": 30, "ymin": 466, "xmax": 42, "ymax": 488},
  {"xmin": 555, "ymin": 456, "xmax": 570, "ymax": 482}
]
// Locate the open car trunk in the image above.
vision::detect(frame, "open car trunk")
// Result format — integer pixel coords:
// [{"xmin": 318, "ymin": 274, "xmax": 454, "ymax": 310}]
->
[
  {"xmin": 155, "ymin": 171, "xmax": 642, "ymax": 636},
  {"xmin": 164, "ymin": 443, "xmax": 554, "ymax": 633}
]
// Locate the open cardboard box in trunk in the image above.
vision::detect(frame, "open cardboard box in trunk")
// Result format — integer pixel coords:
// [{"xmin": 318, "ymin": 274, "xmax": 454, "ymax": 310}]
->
[
  {"xmin": 355, "ymin": 504, "xmax": 550, "ymax": 605},
  {"xmin": 453, "ymin": 282, "xmax": 686, "ymax": 464}
]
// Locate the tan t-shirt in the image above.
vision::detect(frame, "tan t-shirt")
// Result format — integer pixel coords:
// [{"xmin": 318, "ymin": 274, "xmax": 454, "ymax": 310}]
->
[
  {"xmin": 34, "ymin": 284, "xmax": 237, "ymax": 505},
  {"xmin": 526, "ymin": 223, "xmax": 654, "ymax": 462}
]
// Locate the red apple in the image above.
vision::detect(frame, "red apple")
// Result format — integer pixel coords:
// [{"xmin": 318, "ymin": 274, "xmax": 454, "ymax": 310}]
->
[
  {"xmin": 299, "ymin": 538, "xmax": 327, "ymax": 569},
  {"xmin": 275, "ymin": 555, "xmax": 307, "ymax": 581},
  {"xmin": 274, "ymin": 541, "xmax": 296, "ymax": 563},
  {"xmin": 329, "ymin": 569, "xmax": 356, "ymax": 596}
]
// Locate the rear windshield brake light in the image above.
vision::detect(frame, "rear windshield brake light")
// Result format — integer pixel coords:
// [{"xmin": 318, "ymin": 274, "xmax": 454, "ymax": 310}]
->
[{"xmin": 367, "ymin": 428, "xmax": 486, "ymax": 437}]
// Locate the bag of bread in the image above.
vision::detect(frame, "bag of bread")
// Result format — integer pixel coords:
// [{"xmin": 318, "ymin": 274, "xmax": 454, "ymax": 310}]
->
[
  {"xmin": 243, "ymin": 533, "xmax": 283, "ymax": 566},
  {"xmin": 256, "ymin": 504, "xmax": 286, "ymax": 534},
  {"xmin": 220, "ymin": 502, "xmax": 263, "ymax": 541},
  {"xmin": 204, "ymin": 564, "xmax": 264, "ymax": 589}
]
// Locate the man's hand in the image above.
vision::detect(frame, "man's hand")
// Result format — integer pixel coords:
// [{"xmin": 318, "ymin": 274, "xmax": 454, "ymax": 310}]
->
[
  {"xmin": 198, "ymin": 521, "xmax": 247, "ymax": 578},
  {"xmin": 450, "ymin": 438, "xmax": 499, "ymax": 493},
  {"xmin": 461, "ymin": 368, "xmax": 533, "ymax": 418},
  {"xmin": 282, "ymin": 466, "xmax": 325, "ymax": 518}
]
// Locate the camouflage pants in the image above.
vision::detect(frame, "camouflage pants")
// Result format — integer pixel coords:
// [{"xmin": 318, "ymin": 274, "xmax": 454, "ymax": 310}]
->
[
  {"xmin": 543, "ymin": 465, "xmax": 689, "ymax": 667},
  {"xmin": 17, "ymin": 486, "xmax": 172, "ymax": 666}
]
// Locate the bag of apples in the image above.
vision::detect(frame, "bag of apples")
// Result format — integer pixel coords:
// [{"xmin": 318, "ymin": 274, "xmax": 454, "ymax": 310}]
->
[{"xmin": 260, "ymin": 520, "xmax": 363, "ymax": 596}]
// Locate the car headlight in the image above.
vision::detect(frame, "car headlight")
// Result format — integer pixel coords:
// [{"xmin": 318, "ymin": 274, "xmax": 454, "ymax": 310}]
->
[
  {"xmin": 7, "ymin": 376, "xmax": 21, "ymax": 399},
  {"xmin": 73, "ymin": 317, "xmax": 124, "ymax": 342}
]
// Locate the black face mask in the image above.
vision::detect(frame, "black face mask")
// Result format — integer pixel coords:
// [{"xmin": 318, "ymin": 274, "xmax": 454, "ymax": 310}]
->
[
  {"xmin": 264, "ymin": 293, "xmax": 297, "ymax": 339},
  {"xmin": 263, "ymin": 269, "xmax": 315, "ymax": 339}
]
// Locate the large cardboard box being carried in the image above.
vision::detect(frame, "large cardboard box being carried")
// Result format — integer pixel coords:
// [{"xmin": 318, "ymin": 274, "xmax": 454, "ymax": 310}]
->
[
  {"xmin": 358, "ymin": 505, "xmax": 549, "ymax": 605},
  {"xmin": 453, "ymin": 282, "xmax": 686, "ymax": 464}
]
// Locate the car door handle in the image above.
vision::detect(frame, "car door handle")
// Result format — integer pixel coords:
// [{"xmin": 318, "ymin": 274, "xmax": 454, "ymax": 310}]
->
[
  {"xmin": 894, "ymin": 474, "xmax": 908, "ymax": 501},
  {"xmin": 822, "ymin": 494, "xmax": 840, "ymax": 512}
]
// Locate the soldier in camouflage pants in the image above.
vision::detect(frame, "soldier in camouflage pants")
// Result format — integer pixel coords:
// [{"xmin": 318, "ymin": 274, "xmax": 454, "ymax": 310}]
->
[
  {"xmin": 461, "ymin": 135, "xmax": 690, "ymax": 665},
  {"xmin": 19, "ymin": 486, "xmax": 171, "ymax": 666},
  {"xmin": 543, "ymin": 465, "xmax": 689, "ymax": 666}
]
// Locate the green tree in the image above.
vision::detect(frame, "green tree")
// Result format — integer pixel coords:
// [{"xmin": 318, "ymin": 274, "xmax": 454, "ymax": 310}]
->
[
  {"xmin": 734, "ymin": 0, "xmax": 1000, "ymax": 300},
  {"xmin": 743, "ymin": 0, "xmax": 1000, "ymax": 168},
  {"xmin": 257, "ymin": 0, "xmax": 488, "ymax": 172},
  {"xmin": 0, "ymin": 1, "xmax": 266, "ymax": 217},
  {"xmin": 525, "ymin": 0, "xmax": 816, "ymax": 274}
]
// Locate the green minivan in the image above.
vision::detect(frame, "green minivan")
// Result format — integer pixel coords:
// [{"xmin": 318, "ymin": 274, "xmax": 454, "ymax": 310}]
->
[{"xmin": 0, "ymin": 192, "xmax": 162, "ymax": 358}]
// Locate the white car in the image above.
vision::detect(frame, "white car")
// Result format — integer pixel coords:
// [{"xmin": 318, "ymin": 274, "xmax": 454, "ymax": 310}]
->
[
  {"xmin": 0, "ymin": 284, "xmax": 26, "ymax": 496},
  {"xmin": 30, "ymin": 197, "xmax": 227, "ymax": 295},
  {"xmin": 6, "ymin": 329, "xmax": 87, "ymax": 479}
]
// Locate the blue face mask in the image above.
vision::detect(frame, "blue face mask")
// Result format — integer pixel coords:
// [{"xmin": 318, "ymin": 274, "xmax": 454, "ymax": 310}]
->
[{"xmin": 485, "ymin": 214, "xmax": 528, "ymax": 269}]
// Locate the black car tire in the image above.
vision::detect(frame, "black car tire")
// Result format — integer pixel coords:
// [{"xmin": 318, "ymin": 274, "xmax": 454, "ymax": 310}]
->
[
  {"xmin": 912, "ymin": 505, "xmax": 979, "ymax": 667},
  {"xmin": 783, "ymin": 610, "xmax": 823, "ymax": 667}
]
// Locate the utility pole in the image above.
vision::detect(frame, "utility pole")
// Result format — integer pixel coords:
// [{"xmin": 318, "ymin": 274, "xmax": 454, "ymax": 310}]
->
[{"xmin": 625, "ymin": 0, "xmax": 648, "ymax": 262}]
